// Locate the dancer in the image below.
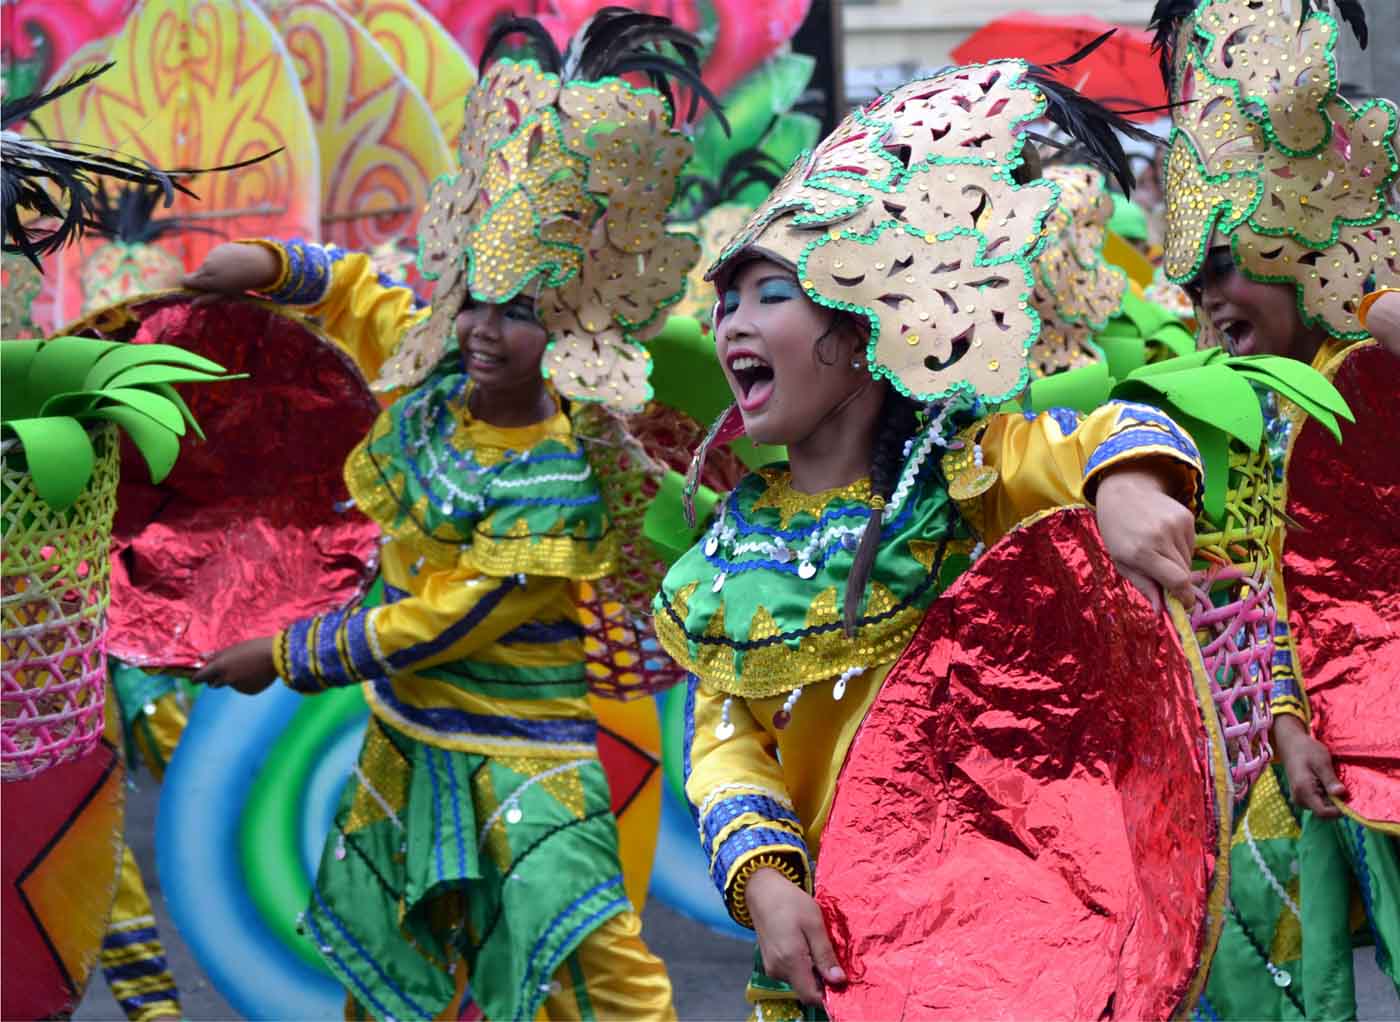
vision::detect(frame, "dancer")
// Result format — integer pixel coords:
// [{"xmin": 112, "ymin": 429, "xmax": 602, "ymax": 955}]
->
[
  {"xmin": 655, "ymin": 61, "xmax": 1214, "ymax": 1016},
  {"xmin": 187, "ymin": 12, "xmax": 715, "ymax": 1019},
  {"xmin": 1152, "ymin": 0, "xmax": 1399, "ymax": 1015}
]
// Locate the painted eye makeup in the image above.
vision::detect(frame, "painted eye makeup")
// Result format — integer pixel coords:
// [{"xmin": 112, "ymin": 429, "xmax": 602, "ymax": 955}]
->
[
  {"xmin": 758, "ymin": 278, "xmax": 802, "ymax": 303},
  {"xmin": 720, "ymin": 289, "xmax": 741, "ymax": 318}
]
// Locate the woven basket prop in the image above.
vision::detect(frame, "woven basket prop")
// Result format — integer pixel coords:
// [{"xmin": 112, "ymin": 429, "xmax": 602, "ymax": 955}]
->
[
  {"xmin": 1187, "ymin": 444, "xmax": 1279, "ymax": 795},
  {"xmin": 1027, "ymin": 347, "xmax": 1353, "ymax": 801},
  {"xmin": 1, "ymin": 426, "xmax": 119, "ymax": 779},
  {"xmin": 574, "ymin": 402, "xmax": 745, "ymax": 700},
  {"xmin": 0, "ymin": 336, "xmax": 236, "ymax": 779}
]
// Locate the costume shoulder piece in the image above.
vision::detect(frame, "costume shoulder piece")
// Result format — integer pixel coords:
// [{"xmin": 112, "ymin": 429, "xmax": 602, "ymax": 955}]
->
[
  {"xmin": 655, "ymin": 425, "xmax": 962, "ymax": 697},
  {"xmin": 345, "ymin": 373, "xmax": 613, "ymax": 580},
  {"xmin": 1155, "ymin": 0, "xmax": 1399, "ymax": 339}
]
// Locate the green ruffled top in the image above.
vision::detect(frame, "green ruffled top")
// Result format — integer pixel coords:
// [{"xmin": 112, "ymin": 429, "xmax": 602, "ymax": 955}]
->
[
  {"xmin": 653, "ymin": 423, "xmax": 969, "ymax": 698},
  {"xmin": 344, "ymin": 372, "xmax": 614, "ymax": 580}
]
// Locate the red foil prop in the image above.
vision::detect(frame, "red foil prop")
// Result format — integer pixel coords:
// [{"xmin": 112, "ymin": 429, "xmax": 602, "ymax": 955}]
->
[
  {"xmin": 817, "ymin": 508, "xmax": 1227, "ymax": 1021},
  {"xmin": 1284, "ymin": 341, "xmax": 1400, "ymax": 827},
  {"xmin": 70, "ymin": 295, "xmax": 382, "ymax": 669}
]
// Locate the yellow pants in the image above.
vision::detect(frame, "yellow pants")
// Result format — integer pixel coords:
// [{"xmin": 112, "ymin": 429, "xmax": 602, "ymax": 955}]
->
[{"xmin": 99, "ymin": 845, "xmax": 183, "ymax": 1022}]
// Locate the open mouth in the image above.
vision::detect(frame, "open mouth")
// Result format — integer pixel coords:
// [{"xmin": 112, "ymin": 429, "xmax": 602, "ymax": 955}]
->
[
  {"xmin": 1216, "ymin": 318, "xmax": 1254, "ymax": 353},
  {"xmin": 728, "ymin": 352, "xmax": 775, "ymax": 412},
  {"xmin": 468, "ymin": 349, "xmax": 506, "ymax": 372}
]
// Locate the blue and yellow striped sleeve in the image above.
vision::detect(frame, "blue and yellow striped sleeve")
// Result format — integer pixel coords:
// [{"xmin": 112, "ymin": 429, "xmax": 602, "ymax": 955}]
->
[
  {"xmin": 275, "ymin": 568, "xmax": 573, "ymax": 694},
  {"xmin": 241, "ymin": 238, "xmax": 430, "ymax": 382},
  {"xmin": 683, "ymin": 676, "xmax": 811, "ymax": 928},
  {"xmin": 954, "ymin": 402, "xmax": 1203, "ymax": 543}
]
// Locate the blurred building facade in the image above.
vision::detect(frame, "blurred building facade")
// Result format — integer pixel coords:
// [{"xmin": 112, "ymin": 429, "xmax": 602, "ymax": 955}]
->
[{"xmin": 841, "ymin": 0, "xmax": 1398, "ymax": 108}]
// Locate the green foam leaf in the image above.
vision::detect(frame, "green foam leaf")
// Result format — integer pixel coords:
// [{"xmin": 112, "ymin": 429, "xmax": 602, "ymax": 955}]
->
[
  {"xmin": 85, "ymin": 343, "xmax": 228, "ymax": 389},
  {"xmin": 1, "ymin": 340, "xmax": 43, "ymax": 420},
  {"xmin": 28, "ymin": 336, "xmax": 122, "ymax": 402},
  {"xmin": 1027, "ymin": 361, "xmax": 1113, "ymax": 415},
  {"xmin": 1, "ymin": 417, "xmax": 96, "ymax": 509},
  {"xmin": 89, "ymin": 405, "xmax": 182, "ymax": 484}
]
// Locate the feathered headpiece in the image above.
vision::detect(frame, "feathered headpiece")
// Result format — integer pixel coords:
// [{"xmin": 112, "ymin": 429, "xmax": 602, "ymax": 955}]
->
[
  {"xmin": 1, "ymin": 64, "xmax": 189, "ymax": 268},
  {"xmin": 1028, "ymin": 164, "xmax": 1128, "ymax": 376},
  {"xmin": 1150, "ymin": 0, "xmax": 1398, "ymax": 339},
  {"xmin": 706, "ymin": 57, "xmax": 1156, "ymax": 406},
  {"xmin": 376, "ymin": 8, "xmax": 724, "ymax": 412}
]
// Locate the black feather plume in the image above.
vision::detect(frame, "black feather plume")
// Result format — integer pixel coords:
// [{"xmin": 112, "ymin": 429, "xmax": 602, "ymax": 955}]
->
[
  {"xmin": 1024, "ymin": 67, "xmax": 1164, "ymax": 197},
  {"xmin": 561, "ymin": 8, "xmax": 727, "ymax": 131},
  {"xmin": 1148, "ymin": 0, "xmax": 1201, "ymax": 93},
  {"xmin": 480, "ymin": 16, "xmax": 564, "ymax": 73},
  {"xmin": 673, "ymin": 143, "xmax": 786, "ymax": 220},
  {"xmin": 3, "ymin": 62, "xmax": 281, "ymax": 269}
]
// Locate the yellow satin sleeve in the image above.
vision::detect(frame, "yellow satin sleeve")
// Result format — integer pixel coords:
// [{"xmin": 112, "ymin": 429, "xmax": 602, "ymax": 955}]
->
[
  {"xmin": 242, "ymin": 239, "xmax": 430, "ymax": 384},
  {"xmin": 952, "ymin": 404, "xmax": 1203, "ymax": 543},
  {"xmin": 274, "ymin": 548, "xmax": 574, "ymax": 692}
]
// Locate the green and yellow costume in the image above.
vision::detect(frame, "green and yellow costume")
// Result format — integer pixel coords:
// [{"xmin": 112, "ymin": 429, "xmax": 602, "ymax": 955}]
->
[
  {"xmin": 1151, "ymin": 0, "xmax": 1400, "ymax": 1014},
  {"xmin": 653, "ymin": 60, "xmax": 1208, "ymax": 1017}
]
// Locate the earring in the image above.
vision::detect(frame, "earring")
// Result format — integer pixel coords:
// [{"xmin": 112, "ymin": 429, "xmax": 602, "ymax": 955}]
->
[{"xmin": 851, "ymin": 359, "xmax": 865, "ymax": 370}]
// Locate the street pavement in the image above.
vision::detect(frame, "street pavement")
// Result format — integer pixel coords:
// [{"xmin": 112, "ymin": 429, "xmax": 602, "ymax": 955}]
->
[{"xmin": 77, "ymin": 781, "xmax": 1399, "ymax": 1021}]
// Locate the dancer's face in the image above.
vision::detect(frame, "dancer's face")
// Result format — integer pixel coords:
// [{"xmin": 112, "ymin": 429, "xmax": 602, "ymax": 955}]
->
[
  {"xmin": 1191, "ymin": 245, "xmax": 1319, "ymax": 360},
  {"xmin": 714, "ymin": 257, "xmax": 869, "ymax": 446},
  {"xmin": 455, "ymin": 294, "xmax": 548, "ymax": 390}
]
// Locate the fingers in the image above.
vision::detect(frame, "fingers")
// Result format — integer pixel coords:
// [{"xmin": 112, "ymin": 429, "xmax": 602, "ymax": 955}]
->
[
  {"xmin": 761, "ymin": 941, "xmax": 823, "ymax": 1006},
  {"xmin": 805, "ymin": 914, "xmax": 847, "ymax": 990},
  {"xmin": 1119, "ymin": 566, "xmax": 1163, "ymax": 612}
]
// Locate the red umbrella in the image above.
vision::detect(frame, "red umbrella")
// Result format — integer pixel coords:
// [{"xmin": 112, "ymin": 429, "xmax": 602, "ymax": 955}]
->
[{"xmin": 952, "ymin": 12, "xmax": 1165, "ymax": 122}]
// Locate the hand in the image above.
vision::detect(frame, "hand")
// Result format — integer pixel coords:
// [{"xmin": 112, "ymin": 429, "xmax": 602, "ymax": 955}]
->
[
  {"xmin": 193, "ymin": 636, "xmax": 279, "ymax": 695},
  {"xmin": 1272, "ymin": 714, "xmax": 1347, "ymax": 818},
  {"xmin": 1366, "ymin": 290, "xmax": 1400, "ymax": 359},
  {"xmin": 1094, "ymin": 466, "xmax": 1196, "ymax": 612},
  {"xmin": 746, "ymin": 867, "xmax": 846, "ymax": 1007},
  {"xmin": 181, "ymin": 242, "xmax": 281, "ymax": 296}
]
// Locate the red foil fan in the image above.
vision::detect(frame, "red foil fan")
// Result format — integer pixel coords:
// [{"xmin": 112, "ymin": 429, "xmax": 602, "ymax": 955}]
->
[
  {"xmin": 1284, "ymin": 341, "xmax": 1400, "ymax": 828},
  {"xmin": 66, "ymin": 294, "xmax": 382, "ymax": 669},
  {"xmin": 817, "ymin": 508, "xmax": 1228, "ymax": 1021}
]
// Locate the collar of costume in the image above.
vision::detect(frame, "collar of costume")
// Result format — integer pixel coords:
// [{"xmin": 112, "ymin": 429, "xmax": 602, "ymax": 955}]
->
[
  {"xmin": 1029, "ymin": 165, "xmax": 1128, "ymax": 376},
  {"xmin": 653, "ymin": 422, "xmax": 965, "ymax": 697},
  {"xmin": 705, "ymin": 60, "xmax": 1072, "ymax": 407},
  {"xmin": 1161, "ymin": 0, "xmax": 1400, "ymax": 339},
  {"xmin": 376, "ymin": 56, "xmax": 700, "ymax": 412},
  {"xmin": 344, "ymin": 373, "xmax": 614, "ymax": 580}
]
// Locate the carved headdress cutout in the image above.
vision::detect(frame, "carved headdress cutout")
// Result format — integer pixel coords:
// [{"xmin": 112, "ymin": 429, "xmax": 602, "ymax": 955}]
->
[
  {"xmin": 1151, "ymin": 0, "xmax": 1399, "ymax": 338},
  {"xmin": 706, "ymin": 59, "xmax": 1151, "ymax": 406},
  {"xmin": 378, "ymin": 11, "xmax": 720, "ymax": 412}
]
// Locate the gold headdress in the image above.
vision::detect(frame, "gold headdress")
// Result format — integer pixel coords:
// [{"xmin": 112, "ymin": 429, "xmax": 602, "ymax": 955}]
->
[
  {"xmin": 1152, "ymin": 0, "xmax": 1399, "ymax": 338},
  {"xmin": 1029, "ymin": 165, "xmax": 1128, "ymax": 376},
  {"xmin": 378, "ymin": 13, "xmax": 718, "ymax": 411},
  {"xmin": 706, "ymin": 60, "xmax": 1151, "ymax": 405}
]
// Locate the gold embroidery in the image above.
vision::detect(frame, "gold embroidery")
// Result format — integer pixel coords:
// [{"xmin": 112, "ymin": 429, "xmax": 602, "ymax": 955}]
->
[{"xmin": 749, "ymin": 469, "xmax": 872, "ymax": 527}]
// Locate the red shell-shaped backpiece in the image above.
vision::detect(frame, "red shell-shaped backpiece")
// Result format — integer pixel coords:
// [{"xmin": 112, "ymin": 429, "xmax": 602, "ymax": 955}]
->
[
  {"xmin": 1284, "ymin": 341, "xmax": 1400, "ymax": 829},
  {"xmin": 817, "ymin": 508, "xmax": 1227, "ymax": 1021},
  {"xmin": 66, "ymin": 294, "xmax": 383, "ymax": 669}
]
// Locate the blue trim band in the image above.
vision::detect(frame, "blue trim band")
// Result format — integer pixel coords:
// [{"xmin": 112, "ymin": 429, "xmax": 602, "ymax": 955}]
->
[{"xmin": 701, "ymin": 794, "xmax": 801, "ymax": 862}]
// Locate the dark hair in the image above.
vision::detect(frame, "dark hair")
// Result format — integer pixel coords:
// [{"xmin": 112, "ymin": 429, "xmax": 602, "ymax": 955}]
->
[{"xmin": 842, "ymin": 388, "xmax": 921, "ymax": 634}]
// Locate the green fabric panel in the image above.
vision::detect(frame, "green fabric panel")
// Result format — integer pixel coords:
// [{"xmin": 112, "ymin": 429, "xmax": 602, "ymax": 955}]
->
[
  {"xmin": 419, "ymin": 658, "xmax": 588, "ymax": 701},
  {"xmin": 307, "ymin": 721, "xmax": 626, "ymax": 1022}
]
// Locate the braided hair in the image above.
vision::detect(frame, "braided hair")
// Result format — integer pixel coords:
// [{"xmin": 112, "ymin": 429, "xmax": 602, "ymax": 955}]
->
[{"xmin": 843, "ymin": 387, "xmax": 922, "ymax": 635}]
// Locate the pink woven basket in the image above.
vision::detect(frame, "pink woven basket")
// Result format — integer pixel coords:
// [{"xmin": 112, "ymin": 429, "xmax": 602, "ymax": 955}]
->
[
  {"xmin": 1, "ymin": 426, "xmax": 119, "ymax": 780},
  {"xmin": 1186, "ymin": 445, "xmax": 1281, "ymax": 798}
]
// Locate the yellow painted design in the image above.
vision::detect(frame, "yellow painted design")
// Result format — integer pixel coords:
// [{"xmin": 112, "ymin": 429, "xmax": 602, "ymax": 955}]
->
[
  {"xmin": 749, "ymin": 468, "xmax": 872, "ymax": 527},
  {"xmin": 263, "ymin": 0, "xmax": 453, "ymax": 252},
  {"xmin": 334, "ymin": 0, "xmax": 477, "ymax": 148}
]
